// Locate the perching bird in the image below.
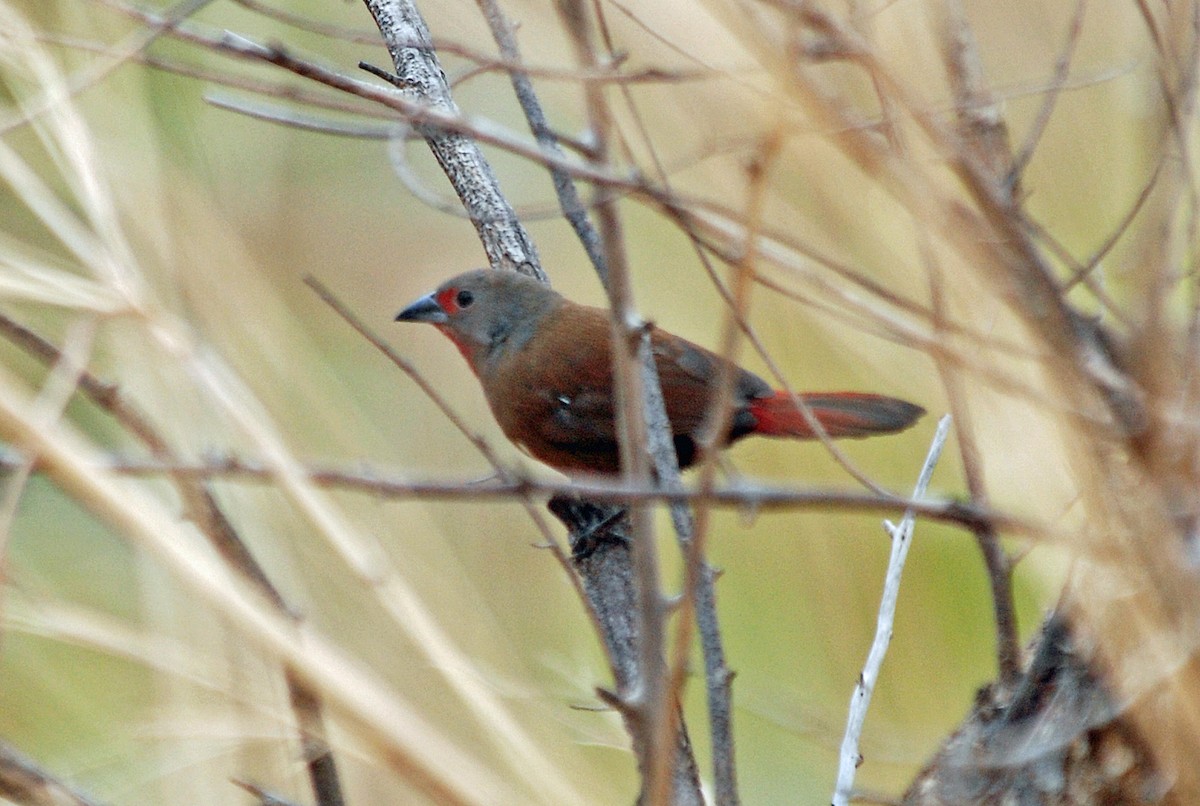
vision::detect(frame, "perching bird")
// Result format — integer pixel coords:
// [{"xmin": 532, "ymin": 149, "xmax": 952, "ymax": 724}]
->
[{"xmin": 396, "ymin": 269, "xmax": 924, "ymax": 474}]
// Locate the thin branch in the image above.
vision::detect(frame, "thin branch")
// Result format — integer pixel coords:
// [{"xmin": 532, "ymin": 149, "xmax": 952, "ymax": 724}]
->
[
  {"xmin": 0, "ymin": 450, "xmax": 1032, "ymax": 535},
  {"xmin": 1069, "ymin": 160, "xmax": 1163, "ymax": 292},
  {"xmin": 660, "ymin": 133, "xmax": 788, "ymax": 806},
  {"xmin": 1008, "ymin": 0, "xmax": 1088, "ymax": 184},
  {"xmin": 927, "ymin": 255, "xmax": 1020, "ymax": 686},
  {"xmin": 0, "ymin": 317, "xmax": 96, "ymax": 582},
  {"xmin": 475, "ymin": 0, "xmax": 608, "ymax": 283},
  {"xmin": 0, "ymin": 739, "xmax": 106, "ymax": 806},
  {"xmin": 937, "ymin": 0, "xmax": 1014, "ymax": 183},
  {"xmin": 233, "ymin": 0, "xmax": 710, "ymax": 85},
  {"xmin": 833, "ymin": 414, "xmax": 951, "ymax": 806},
  {"xmin": 555, "ymin": 4, "xmax": 701, "ymax": 802},
  {"xmin": 231, "ymin": 778, "xmax": 303, "ymax": 806},
  {"xmin": 205, "ymin": 92, "xmax": 399, "ymax": 138},
  {"xmin": 547, "ymin": 497, "xmax": 703, "ymax": 805},
  {"xmin": 303, "ymin": 277, "xmax": 510, "ymax": 474},
  {"xmin": 38, "ymin": 30, "xmax": 403, "ymax": 122}
]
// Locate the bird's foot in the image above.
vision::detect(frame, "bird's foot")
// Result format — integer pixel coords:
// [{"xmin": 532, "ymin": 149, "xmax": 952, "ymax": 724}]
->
[{"xmin": 546, "ymin": 494, "xmax": 630, "ymax": 560}]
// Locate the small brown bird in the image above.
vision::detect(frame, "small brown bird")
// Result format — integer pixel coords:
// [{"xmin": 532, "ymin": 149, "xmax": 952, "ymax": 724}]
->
[{"xmin": 397, "ymin": 269, "xmax": 924, "ymax": 474}]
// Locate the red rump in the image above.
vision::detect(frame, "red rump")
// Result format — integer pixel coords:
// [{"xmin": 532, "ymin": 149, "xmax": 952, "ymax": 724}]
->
[{"xmin": 748, "ymin": 391, "xmax": 925, "ymax": 439}]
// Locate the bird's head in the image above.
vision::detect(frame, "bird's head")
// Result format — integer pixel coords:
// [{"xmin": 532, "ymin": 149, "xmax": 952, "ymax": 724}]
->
[{"xmin": 395, "ymin": 269, "xmax": 561, "ymax": 373}]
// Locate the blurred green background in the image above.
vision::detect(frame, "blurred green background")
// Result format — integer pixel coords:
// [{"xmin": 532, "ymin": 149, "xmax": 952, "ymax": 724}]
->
[{"xmin": 0, "ymin": 0, "xmax": 1157, "ymax": 802}]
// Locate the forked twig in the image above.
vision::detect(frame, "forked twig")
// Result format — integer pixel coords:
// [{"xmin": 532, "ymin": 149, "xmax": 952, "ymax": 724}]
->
[{"xmin": 833, "ymin": 414, "xmax": 951, "ymax": 806}]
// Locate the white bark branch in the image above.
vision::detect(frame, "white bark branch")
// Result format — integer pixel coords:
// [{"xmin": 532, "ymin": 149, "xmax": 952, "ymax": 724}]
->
[{"xmin": 833, "ymin": 413, "xmax": 952, "ymax": 806}]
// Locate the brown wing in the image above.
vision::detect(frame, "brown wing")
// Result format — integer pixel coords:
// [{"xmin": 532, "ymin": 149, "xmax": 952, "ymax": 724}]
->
[
  {"xmin": 480, "ymin": 303, "xmax": 621, "ymax": 472},
  {"xmin": 480, "ymin": 303, "xmax": 770, "ymax": 473},
  {"xmin": 649, "ymin": 327, "xmax": 771, "ymax": 439}
]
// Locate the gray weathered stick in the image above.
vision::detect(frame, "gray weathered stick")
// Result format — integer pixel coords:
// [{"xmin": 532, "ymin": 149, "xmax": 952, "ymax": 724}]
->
[
  {"xmin": 833, "ymin": 414, "xmax": 951, "ymax": 806},
  {"xmin": 362, "ymin": 0, "xmax": 544, "ymax": 279},
  {"xmin": 548, "ymin": 497, "xmax": 704, "ymax": 806}
]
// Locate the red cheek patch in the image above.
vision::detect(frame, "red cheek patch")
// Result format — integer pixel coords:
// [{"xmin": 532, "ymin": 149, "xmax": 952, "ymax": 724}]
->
[{"xmin": 436, "ymin": 287, "xmax": 460, "ymax": 313}]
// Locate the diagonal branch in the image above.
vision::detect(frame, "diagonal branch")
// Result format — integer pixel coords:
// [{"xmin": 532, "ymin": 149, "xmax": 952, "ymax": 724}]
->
[
  {"xmin": 361, "ymin": 0, "xmax": 543, "ymax": 278},
  {"xmin": 833, "ymin": 414, "xmax": 952, "ymax": 806},
  {"xmin": 475, "ymin": 0, "xmax": 608, "ymax": 283},
  {"xmin": 0, "ymin": 738, "xmax": 106, "ymax": 806},
  {"xmin": 0, "ymin": 311, "xmax": 346, "ymax": 806}
]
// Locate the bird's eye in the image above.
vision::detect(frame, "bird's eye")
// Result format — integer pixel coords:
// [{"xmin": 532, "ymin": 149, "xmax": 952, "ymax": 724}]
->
[{"xmin": 456, "ymin": 290, "xmax": 475, "ymax": 308}]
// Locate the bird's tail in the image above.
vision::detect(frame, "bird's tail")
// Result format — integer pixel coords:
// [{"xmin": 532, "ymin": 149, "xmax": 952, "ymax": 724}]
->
[{"xmin": 747, "ymin": 391, "xmax": 924, "ymax": 439}]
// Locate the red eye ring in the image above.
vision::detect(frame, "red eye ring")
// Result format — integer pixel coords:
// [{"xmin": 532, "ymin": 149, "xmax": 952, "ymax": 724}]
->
[{"xmin": 435, "ymin": 287, "xmax": 476, "ymax": 313}]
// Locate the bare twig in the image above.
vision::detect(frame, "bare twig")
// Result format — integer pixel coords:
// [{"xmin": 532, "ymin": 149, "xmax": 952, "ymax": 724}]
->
[
  {"xmin": 475, "ymin": 0, "xmax": 608, "ymax": 282},
  {"xmin": 231, "ymin": 778, "xmax": 303, "ymax": 806},
  {"xmin": 0, "ymin": 739, "xmax": 106, "ymax": 806},
  {"xmin": 205, "ymin": 92, "xmax": 399, "ymax": 138},
  {"xmin": 937, "ymin": 0, "xmax": 1014, "ymax": 183},
  {"xmin": 1067, "ymin": 161, "xmax": 1162, "ymax": 292},
  {"xmin": 0, "ymin": 317, "xmax": 96, "ymax": 610},
  {"xmin": 234, "ymin": 0, "xmax": 709, "ymax": 84},
  {"xmin": 833, "ymin": 414, "xmax": 951, "ymax": 806},
  {"xmin": 0, "ymin": 449, "xmax": 1027, "ymax": 533},
  {"xmin": 547, "ymin": 498, "xmax": 703, "ymax": 806},
  {"xmin": 1007, "ymin": 0, "xmax": 1089, "ymax": 184},
  {"xmin": 556, "ymin": 4, "xmax": 707, "ymax": 802},
  {"xmin": 926, "ymin": 252, "xmax": 1021, "ymax": 687},
  {"xmin": 660, "ymin": 133, "xmax": 787, "ymax": 806},
  {"xmin": 39, "ymin": 31, "xmax": 407, "ymax": 129}
]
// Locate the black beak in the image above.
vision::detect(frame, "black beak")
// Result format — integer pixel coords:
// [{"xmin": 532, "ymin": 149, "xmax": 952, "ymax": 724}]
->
[{"xmin": 395, "ymin": 293, "xmax": 448, "ymax": 324}]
